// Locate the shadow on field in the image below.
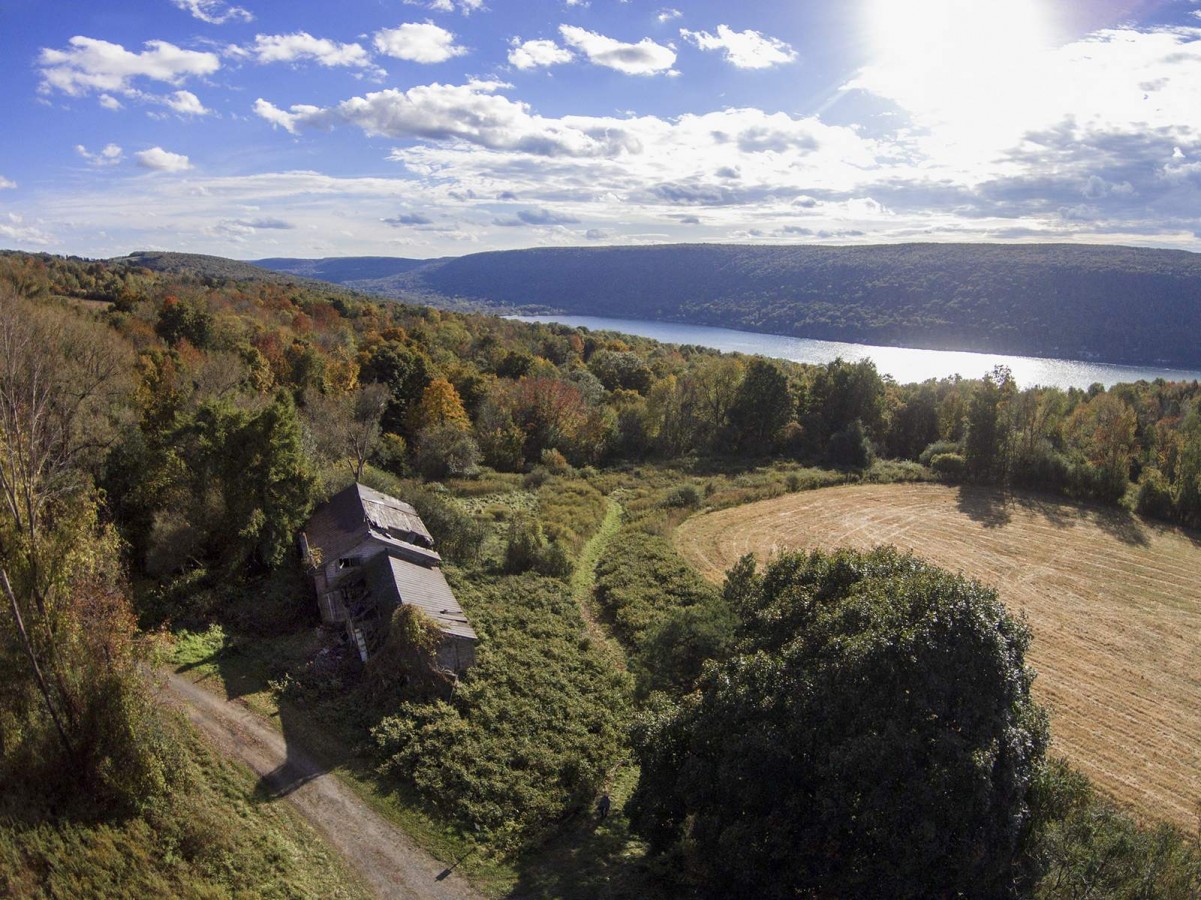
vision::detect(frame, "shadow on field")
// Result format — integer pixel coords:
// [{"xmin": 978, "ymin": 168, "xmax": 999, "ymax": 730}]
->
[
  {"xmin": 956, "ymin": 485, "xmax": 1153, "ymax": 548},
  {"xmin": 955, "ymin": 486, "xmax": 1011, "ymax": 528},
  {"xmin": 1012, "ymin": 492, "xmax": 1151, "ymax": 547}
]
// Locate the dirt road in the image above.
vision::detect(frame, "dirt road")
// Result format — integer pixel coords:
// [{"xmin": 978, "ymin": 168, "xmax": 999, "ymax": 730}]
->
[{"xmin": 160, "ymin": 670, "xmax": 481, "ymax": 900}]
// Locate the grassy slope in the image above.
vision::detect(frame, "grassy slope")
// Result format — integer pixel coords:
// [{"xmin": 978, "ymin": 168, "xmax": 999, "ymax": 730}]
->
[
  {"xmin": 674, "ymin": 481, "xmax": 1201, "ymax": 828},
  {"xmin": 0, "ymin": 714, "xmax": 370, "ymax": 899}
]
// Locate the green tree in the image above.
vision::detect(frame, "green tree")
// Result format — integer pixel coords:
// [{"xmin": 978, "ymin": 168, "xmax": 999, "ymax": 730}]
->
[
  {"xmin": 804, "ymin": 357, "xmax": 886, "ymax": 442},
  {"xmin": 629, "ymin": 547, "xmax": 1048, "ymax": 899},
  {"xmin": 724, "ymin": 359, "xmax": 792, "ymax": 453},
  {"xmin": 965, "ymin": 366, "xmax": 1015, "ymax": 482}
]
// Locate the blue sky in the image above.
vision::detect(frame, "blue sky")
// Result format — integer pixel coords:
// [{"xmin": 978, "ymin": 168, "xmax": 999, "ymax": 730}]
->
[{"xmin": 2, "ymin": 0, "xmax": 1200, "ymax": 259}]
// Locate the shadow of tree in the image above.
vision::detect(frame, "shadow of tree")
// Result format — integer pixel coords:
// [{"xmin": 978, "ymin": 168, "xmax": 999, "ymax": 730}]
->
[
  {"xmin": 507, "ymin": 806, "xmax": 665, "ymax": 900},
  {"xmin": 955, "ymin": 485, "xmax": 1012, "ymax": 529},
  {"xmin": 1009, "ymin": 492, "xmax": 1151, "ymax": 548}
]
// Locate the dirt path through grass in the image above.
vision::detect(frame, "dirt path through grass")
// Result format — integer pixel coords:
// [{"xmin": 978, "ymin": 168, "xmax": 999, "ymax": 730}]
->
[
  {"xmin": 675, "ymin": 483, "xmax": 1201, "ymax": 828},
  {"xmin": 160, "ymin": 670, "xmax": 481, "ymax": 900}
]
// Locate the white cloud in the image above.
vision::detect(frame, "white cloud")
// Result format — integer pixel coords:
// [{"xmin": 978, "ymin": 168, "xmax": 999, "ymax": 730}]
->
[
  {"xmin": 681, "ymin": 25, "xmax": 797, "ymax": 69},
  {"xmin": 657, "ymin": 9, "xmax": 682, "ymax": 24},
  {"xmin": 233, "ymin": 32, "xmax": 375, "ymax": 68},
  {"xmin": 0, "ymin": 177, "xmax": 15, "ymax": 189},
  {"xmin": 171, "ymin": 0, "xmax": 253, "ymax": 24},
  {"xmin": 416, "ymin": 0, "xmax": 485, "ymax": 12},
  {"xmin": 373, "ymin": 23, "xmax": 467, "ymax": 63},
  {"xmin": 559, "ymin": 25, "xmax": 676, "ymax": 76},
  {"xmin": 135, "ymin": 147, "xmax": 192, "ymax": 171},
  {"xmin": 162, "ymin": 89, "xmax": 210, "ymax": 115},
  {"xmin": 0, "ymin": 214, "xmax": 53, "ymax": 246},
  {"xmin": 508, "ymin": 38, "xmax": 573, "ymax": 70},
  {"xmin": 99, "ymin": 94, "xmax": 123, "ymax": 110},
  {"xmin": 38, "ymin": 36, "xmax": 220, "ymax": 97},
  {"xmin": 76, "ymin": 143, "xmax": 124, "ymax": 166},
  {"xmin": 254, "ymin": 80, "xmax": 645, "ymax": 157},
  {"xmin": 493, "ymin": 207, "xmax": 581, "ymax": 226}
]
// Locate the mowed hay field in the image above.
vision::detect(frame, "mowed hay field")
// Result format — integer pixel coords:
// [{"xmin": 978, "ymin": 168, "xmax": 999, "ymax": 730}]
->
[{"xmin": 675, "ymin": 482, "xmax": 1201, "ymax": 828}]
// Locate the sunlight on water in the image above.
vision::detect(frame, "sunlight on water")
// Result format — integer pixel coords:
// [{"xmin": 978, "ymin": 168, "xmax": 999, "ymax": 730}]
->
[{"xmin": 515, "ymin": 315, "xmax": 1201, "ymax": 390}]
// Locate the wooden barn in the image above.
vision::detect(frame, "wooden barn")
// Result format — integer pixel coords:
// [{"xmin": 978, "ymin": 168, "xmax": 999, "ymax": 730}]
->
[{"xmin": 299, "ymin": 483, "xmax": 477, "ymax": 675}]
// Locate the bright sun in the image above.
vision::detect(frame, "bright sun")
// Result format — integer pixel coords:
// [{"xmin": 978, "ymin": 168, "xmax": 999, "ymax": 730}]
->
[{"xmin": 861, "ymin": 0, "xmax": 1054, "ymax": 163}]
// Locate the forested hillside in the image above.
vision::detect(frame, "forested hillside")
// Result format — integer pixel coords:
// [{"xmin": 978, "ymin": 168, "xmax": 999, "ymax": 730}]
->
[
  {"xmin": 254, "ymin": 243, "xmax": 1201, "ymax": 368},
  {"xmin": 2, "ymin": 248, "xmax": 1199, "ymax": 896}
]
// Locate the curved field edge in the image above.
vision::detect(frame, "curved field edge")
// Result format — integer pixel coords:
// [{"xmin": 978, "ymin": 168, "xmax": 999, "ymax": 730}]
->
[{"xmin": 673, "ymin": 482, "xmax": 1201, "ymax": 829}]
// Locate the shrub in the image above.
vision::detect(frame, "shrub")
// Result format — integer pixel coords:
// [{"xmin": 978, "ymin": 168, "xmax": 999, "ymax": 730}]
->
[
  {"xmin": 1135, "ymin": 467, "xmax": 1175, "ymax": 521},
  {"xmin": 371, "ymin": 574, "xmax": 631, "ymax": 849},
  {"xmin": 503, "ymin": 517, "xmax": 572, "ymax": 579},
  {"xmin": 919, "ymin": 439, "xmax": 962, "ymax": 467},
  {"xmin": 539, "ymin": 447, "xmax": 571, "ymax": 475},
  {"xmin": 930, "ymin": 451, "xmax": 966, "ymax": 480},
  {"xmin": 660, "ymin": 484, "xmax": 701, "ymax": 509},
  {"xmin": 413, "ymin": 423, "xmax": 481, "ymax": 481}
]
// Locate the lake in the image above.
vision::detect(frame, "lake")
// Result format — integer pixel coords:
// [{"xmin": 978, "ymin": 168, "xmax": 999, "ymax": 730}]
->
[{"xmin": 515, "ymin": 315, "xmax": 1201, "ymax": 390}]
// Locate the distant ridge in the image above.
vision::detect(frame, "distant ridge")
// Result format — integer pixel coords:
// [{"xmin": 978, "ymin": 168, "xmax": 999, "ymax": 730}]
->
[
  {"xmin": 254, "ymin": 242, "xmax": 1201, "ymax": 369},
  {"xmin": 115, "ymin": 250, "xmax": 342, "ymax": 290},
  {"xmin": 251, "ymin": 256, "xmax": 433, "ymax": 285}
]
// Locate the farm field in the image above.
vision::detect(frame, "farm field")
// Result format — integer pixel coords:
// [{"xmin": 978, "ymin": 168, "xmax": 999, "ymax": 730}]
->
[{"xmin": 675, "ymin": 482, "xmax": 1201, "ymax": 828}]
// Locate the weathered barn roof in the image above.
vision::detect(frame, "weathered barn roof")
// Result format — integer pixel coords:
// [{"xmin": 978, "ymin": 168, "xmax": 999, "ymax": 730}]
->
[
  {"xmin": 305, "ymin": 482, "xmax": 436, "ymax": 564},
  {"xmin": 365, "ymin": 553, "xmax": 477, "ymax": 641}
]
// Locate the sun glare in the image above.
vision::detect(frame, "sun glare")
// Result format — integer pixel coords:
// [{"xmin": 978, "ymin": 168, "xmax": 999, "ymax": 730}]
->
[
  {"xmin": 861, "ymin": 0, "xmax": 1054, "ymax": 165},
  {"xmin": 868, "ymin": 0, "xmax": 1050, "ymax": 72}
]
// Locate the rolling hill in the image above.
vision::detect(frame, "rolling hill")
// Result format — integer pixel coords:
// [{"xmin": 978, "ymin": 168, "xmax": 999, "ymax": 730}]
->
[{"xmin": 253, "ymin": 243, "xmax": 1201, "ymax": 368}]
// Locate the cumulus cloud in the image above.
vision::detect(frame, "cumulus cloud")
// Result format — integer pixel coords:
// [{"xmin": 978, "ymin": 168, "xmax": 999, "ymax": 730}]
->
[
  {"xmin": 254, "ymin": 80, "xmax": 645, "ymax": 156},
  {"xmin": 657, "ymin": 9, "xmax": 682, "ymax": 24},
  {"xmin": 559, "ymin": 25, "xmax": 676, "ymax": 76},
  {"xmin": 383, "ymin": 212, "xmax": 434, "ymax": 225},
  {"xmin": 232, "ymin": 32, "xmax": 374, "ymax": 68},
  {"xmin": 76, "ymin": 143, "xmax": 124, "ymax": 166},
  {"xmin": 0, "ymin": 177, "xmax": 15, "ymax": 189},
  {"xmin": 172, "ymin": 0, "xmax": 253, "ymax": 24},
  {"xmin": 38, "ymin": 36, "xmax": 220, "ymax": 97},
  {"xmin": 412, "ymin": 0, "xmax": 485, "ymax": 12},
  {"xmin": 508, "ymin": 38, "xmax": 572, "ymax": 70},
  {"xmin": 373, "ymin": 23, "xmax": 467, "ymax": 63},
  {"xmin": 135, "ymin": 147, "xmax": 192, "ymax": 171},
  {"xmin": 161, "ymin": 89, "xmax": 210, "ymax": 114},
  {"xmin": 681, "ymin": 25, "xmax": 796, "ymax": 69}
]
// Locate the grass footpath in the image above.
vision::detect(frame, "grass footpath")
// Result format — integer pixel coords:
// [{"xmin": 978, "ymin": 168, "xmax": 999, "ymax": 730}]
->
[{"xmin": 570, "ymin": 496, "xmax": 629, "ymax": 670}]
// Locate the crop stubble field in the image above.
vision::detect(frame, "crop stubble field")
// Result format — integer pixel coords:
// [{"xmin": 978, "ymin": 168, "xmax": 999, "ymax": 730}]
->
[{"xmin": 675, "ymin": 483, "xmax": 1201, "ymax": 828}]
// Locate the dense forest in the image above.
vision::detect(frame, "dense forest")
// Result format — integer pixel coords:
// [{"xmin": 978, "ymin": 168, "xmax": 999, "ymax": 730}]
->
[
  {"xmin": 254, "ymin": 243, "xmax": 1201, "ymax": 368},
  {"xmin": 1, "ymin": 248, "xmax": 1199, "ymax": 897}
]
